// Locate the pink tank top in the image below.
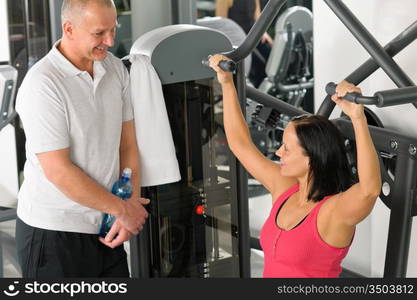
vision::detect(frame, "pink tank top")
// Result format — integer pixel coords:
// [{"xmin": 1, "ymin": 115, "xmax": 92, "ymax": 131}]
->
[{"xmin": 259, "ymin": 184, "xmax": 352, "ymax": 278}]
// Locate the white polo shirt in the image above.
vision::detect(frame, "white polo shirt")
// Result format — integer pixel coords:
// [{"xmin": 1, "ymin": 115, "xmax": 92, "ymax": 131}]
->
[{"xmin": 15, "ymin": 41, "xmax": 133, "ymax": 234}]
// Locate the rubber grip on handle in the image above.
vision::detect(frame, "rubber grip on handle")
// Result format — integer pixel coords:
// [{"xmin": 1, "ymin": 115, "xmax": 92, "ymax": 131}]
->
[
  {"xmin": 218, "ymin": 60, "xmax": 236, "ymax": 72},
  {"xmin": 325, "ymin": 82, "xmax": 359, "ymax": 103},
  {"xmin": 201, "ymin": 57, "xmax": 236, "ymax": 72}
]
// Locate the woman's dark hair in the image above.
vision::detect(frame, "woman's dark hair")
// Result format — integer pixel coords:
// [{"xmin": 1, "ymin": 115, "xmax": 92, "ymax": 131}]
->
[{"xmin": 291, "ymin": 114, "xmax": 355, "ymax": 202}]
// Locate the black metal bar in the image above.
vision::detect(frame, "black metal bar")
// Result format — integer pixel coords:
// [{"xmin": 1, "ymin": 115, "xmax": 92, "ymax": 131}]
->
[
  {"xmin": 412, "ymin": 189, "xmax": 417, "ymax": 217},
  {"xmin": 384, "ymin": 155, "xmax": 417, "ymax": 277},
  {"xmin": 325, "ymin": 82, "xmax": 378, "ymax": 105},
  {"xmin": 250, "ymin": 237, "xmax": 262, "ymax": 251},
  {"xmin": 324, "ymin": 0, "xmax": 416, "ymax": 91},
  {"xmin": 235, "ymin": 61, "xmax": 251, "ymax": 278},
  {"xmin": 332, "ymin": 118, "xmax": 417, "ymax": 277},
  {"xmin": 129, "ymin": 221, "xmax": 152, "ymax": 278},
  {"xmin": 0, "ymin": 112, "xmax": 17, "ymax": 132},
  {"xmin": 0, "ymin": 79, "xmax": 14, "ymax": 121},
  {"xmin": 129, "ymin": 187, "xmax": 153, "ymax": 278},
  {"xmin": 333, "ymin": 118, "xmax": 417, "ymax": 165},
  {"xmin": 326, "ymin": 82, "xmax": 417, "ymax": 107},
  {"xmin": 246, "ymin": 85, "xmax": 310, "ymax": 117},
  {"xmin": 375, "ymin": 86, "xmax": 417, "ymax": 107},
  {"xmin": 317, "ymin": 20, "xmax": 417, "ymax": 117},
  {"xmin": 224, "ymin": 0, "xmax": 287, "ymax": 62},
  {"xmin": 277, "ymin": 80, "xmax": 314, "ymax": 92},
  {"xmin": 340, "ymin": 268, "xmax": 366, "ymax": 278}
]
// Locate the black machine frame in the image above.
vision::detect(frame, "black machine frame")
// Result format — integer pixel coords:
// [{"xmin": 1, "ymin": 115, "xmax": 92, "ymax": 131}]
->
[
  {"xmin": 223, "ymin": 0, "xmax": 417, "ymax": 278},
  {"xmin": 130, "ymin": 75, "xmax": 251, "ymax": 278}
]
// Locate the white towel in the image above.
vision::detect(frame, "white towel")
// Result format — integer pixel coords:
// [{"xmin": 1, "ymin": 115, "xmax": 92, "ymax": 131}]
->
[{"xmin": 126, "ymin": 54, "xmax": 181, "ymax": 187}]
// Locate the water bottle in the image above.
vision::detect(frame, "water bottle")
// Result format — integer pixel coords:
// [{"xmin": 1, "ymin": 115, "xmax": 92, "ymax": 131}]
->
[{"xmin": 99, "ymin": 168, "xmax": 132, "ymax": 238}]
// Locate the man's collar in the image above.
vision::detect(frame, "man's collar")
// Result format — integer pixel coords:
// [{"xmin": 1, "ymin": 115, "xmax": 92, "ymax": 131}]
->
[
  {"xmin": 49, "ymin": 40, "xmax": 85, "ymax": 78},
  {"xmin": 49, "ymin": 40, "xmax": 106, "ymax": 79}
]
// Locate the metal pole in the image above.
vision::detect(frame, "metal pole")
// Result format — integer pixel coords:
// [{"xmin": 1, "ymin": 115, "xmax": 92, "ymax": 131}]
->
[
  {"xmin": 246, "ymin": 86, "xmax": 309, "ymax": 117},
  {"xmin": 317, "ymin": 20, "xmax": 417, "ymax": 117},
  {"xmin": 324, "ymin": 0, "xmax": 415, "ymax": 91},
  {"xmin": 235, "ymin": 61, "xmax": 251, "ymax": 278},
  {"xmin": 49, "ymin": 0, "xmax": 63, "ymax": 44},
  {"xmin": 225, "ymin": 0, "xmax": 287, "ymax": 62},
  {"xmin": 384, "ymin": 155, "xmax": 417, "ymax": 277},
  {"xmin": 171, "ymin": 0, "xmax": 196, "ymax": 25}
]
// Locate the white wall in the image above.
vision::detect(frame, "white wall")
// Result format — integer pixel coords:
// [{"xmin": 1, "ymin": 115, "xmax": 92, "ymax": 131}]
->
[
  {"xmin": 314, "ymin": 0, "xmax": 417, "ymax": 277},
  {"xmin": 0, "ymin": 0, "xmax": 10, "ymax": 62}
]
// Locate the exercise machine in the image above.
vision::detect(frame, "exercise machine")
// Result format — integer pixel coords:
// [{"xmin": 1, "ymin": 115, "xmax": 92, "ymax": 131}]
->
[
  {"xmin": 128, "ymin": 25, "xmax": 250, "ymax": 278},
  {"xmin": 258, "ymin": 5, "xmax": 313, "ymax": 109},
  {"xmin": 0, "ymin": 66, "xmax": 19, "ymax": 277}
]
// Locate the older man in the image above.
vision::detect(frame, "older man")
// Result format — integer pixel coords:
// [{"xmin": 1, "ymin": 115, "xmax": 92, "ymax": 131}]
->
[{"xmin": 15, "ymin": 0, "xmax": 148, "ymax": 278}]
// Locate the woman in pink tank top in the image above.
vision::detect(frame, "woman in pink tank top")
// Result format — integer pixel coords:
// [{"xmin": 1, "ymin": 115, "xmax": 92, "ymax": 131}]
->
[{"xmin": 209, "ymin": 54, "xmax": 381, "ymax": 278}]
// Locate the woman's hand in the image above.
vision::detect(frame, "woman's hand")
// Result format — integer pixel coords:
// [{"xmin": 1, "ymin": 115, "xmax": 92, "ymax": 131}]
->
[
  {"xmin": 209, "ymin": 54, "xmax": 234, "ymax": 85},
  {"xmin": 331, "ymin": 80, "xmax": 365, "ymax": 120}
]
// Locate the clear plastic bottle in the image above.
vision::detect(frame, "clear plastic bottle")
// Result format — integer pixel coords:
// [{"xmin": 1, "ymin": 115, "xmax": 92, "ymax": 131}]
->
[{"xmin": 99, "ymin": 168, "xmax": 132, "ymax": 238}]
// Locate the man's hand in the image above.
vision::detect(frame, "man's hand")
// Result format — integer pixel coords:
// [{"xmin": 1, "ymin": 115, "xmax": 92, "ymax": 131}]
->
[
  {"xmin": 99, "ymin": 219, "xmax": 132, "ymax": 248},
  {"xmin": 114, "ymin": 197, "xmax": 150, "ymax": 235}
]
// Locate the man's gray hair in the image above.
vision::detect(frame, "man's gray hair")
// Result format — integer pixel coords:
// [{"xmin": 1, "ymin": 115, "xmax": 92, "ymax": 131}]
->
[{"xmin": 61, "ymin": 0, "xmax": 115, "ymax": 24}]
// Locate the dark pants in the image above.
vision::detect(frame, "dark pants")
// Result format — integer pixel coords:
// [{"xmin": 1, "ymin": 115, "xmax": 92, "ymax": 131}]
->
[{"xmin": 15, "ymin": 217, "xmax": 129, "ymax": 278}]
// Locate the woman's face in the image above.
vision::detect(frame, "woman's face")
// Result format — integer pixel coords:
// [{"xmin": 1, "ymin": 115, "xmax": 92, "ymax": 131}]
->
[{"xmin": 275, "ymin": 122, "xmax": 310, "ymax": 178}]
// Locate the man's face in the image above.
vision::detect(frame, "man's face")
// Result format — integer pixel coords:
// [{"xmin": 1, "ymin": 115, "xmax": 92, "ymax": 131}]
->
[{"xmin": 70, "ymin": 4, "xmax": 117, "ymax": 62}]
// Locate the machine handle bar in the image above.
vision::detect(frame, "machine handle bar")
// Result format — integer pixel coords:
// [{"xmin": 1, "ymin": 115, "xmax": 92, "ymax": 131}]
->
[
  {"xmin": 325, "ymin": 82, "xmax": 378, "ymax": 105},
  {"xmin": 201, "ymin": 58, "xmax": 237, "ymax": 73}
]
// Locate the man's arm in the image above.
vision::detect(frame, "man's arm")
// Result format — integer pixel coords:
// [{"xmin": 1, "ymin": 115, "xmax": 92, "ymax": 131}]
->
[
  {"xmin": 100, "ymin": 120, "xmax": 150, "ymax": 248},
  {"xmin": 37, "ymin": 148, "xmax": 148, "ymax": 235},
  {"xmin": 119, "ymin": 120, "xmax": 141, "ymax": 200}
]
